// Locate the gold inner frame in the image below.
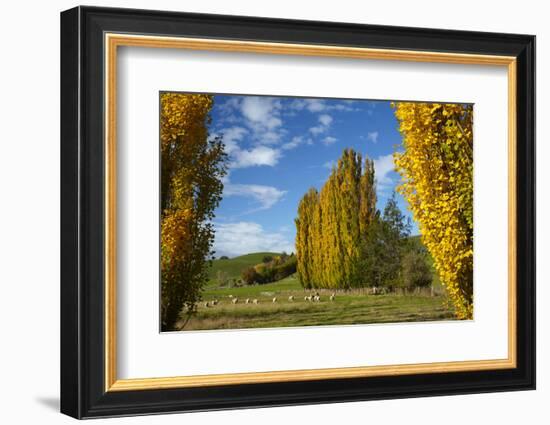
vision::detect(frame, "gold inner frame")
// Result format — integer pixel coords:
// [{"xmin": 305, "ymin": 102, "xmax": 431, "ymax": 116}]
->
[{"xmin": 104, "ymin": 33, "xmax": 517, "ymax": 392}]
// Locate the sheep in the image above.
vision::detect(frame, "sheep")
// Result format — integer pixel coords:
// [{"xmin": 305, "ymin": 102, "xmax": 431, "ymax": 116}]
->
[
  {"xmin": 228, "ymin": 294, "xmax": 234, "ymax": 298},
  {"xmin": 252, "ymin": 299, "xmax": 259, "ymax": 304},
  {"xmin": 314, "ymin": 295, "xmax": 320, "ymax": 302},
  {"xmin": 245, "ymin": 298, "xmax": 250, "ymax": 304},
  {"xmin": 288, "ymin": 295, "xmax": 294, "ymax": 302},
  {"xmin": 204, "ymin": 301, "xmax": 210, "ymax": 308},
  {"xmin": 329, "ymin": 293, "xmax": 335, "ymax": 302},
  {"xmin": 304, "ymin": 295, "xmax": 312, "ymax": 302},
  {"xmin": 211, "ymin": 299, "xmax": 219, "ymax": 306},
  {"xmin": 232, "ymin": 298, "xmax": 238, "ymax": 304},
  {"xmin": 272, "ymin": 297, "xmax": 277, "ymax": 303}
]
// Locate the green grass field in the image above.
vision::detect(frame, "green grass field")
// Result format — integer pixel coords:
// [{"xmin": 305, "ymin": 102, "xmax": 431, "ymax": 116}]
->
[{"xmin": 179, "ymin": 272, "xmax": 457, "ymax": 331}]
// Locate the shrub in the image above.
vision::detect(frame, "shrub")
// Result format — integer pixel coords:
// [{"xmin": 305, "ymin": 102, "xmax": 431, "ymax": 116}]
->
[
  {"xmin": 256, "ymin": 264, "xmax": 275, "ymax": 283},
  {"xmin": 241, "ymin": 267, "xmax": 260, "ymax": 285},
  {"xmin": 254, "ymin": 263, "xmax": 267, "ymax": 274},
  {"xmin": 273, "ymin": 256, "xmax": 297, "ymax": 281},
  {"xmin": 262, "ymin": 255, "xmax": 273, "ymax": 263}
]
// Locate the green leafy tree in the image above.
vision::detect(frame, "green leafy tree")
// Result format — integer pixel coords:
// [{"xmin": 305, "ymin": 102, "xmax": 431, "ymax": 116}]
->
[
  {"xmin": 379, "ymin": 192, "xmax": 412, "ymax": 288},
  {"xmin": 360, "ymin": 212, "xmax": 384, "ymax": 287},
  {"xmin": 401, "ymin": 250, "xmax": 432, "ymax": 289}
]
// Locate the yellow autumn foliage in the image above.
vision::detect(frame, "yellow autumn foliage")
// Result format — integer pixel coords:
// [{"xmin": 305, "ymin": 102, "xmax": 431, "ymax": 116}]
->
[
  {"xmin": 393, "ymin": 102, "xmax": 474, "ymax": 319},
  {"xmin": 295, "ymin": 149, "xmax": 377, "ymax": 289},
  {"xmin": 160, "ymin": 93, "xmax": 227, "ymax": 331}
]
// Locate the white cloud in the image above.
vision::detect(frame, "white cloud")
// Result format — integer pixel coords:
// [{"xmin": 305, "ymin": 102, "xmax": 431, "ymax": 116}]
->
[
  {"xmin": 240, "ymin": 97, "xmax": 281, "ymax": 129},
  {"xmin": 289, "ymin": 98, "xmax": 357, "ymax": 113},
  {"xmin": 214, "ymin": 222, "xmax": 295, "ymax": 257},
  {"xmin": 309, "ymin": 125, "xmax": 326, "ymax": 136},
  {"xmin": 215, "ymin": 97, "xmax": 241, "ymax": 124},
  {"xmin": 215, "ymin": 97, "xmax": 361, "ymax": 170},
  {"xmin": 288, "ymin": 99, "xmax": 306, "ymax": 111},
  {"xmin": 309, "ymin": 114, "xmax": 333, "ymax": 136},
  {"xmin": 333, "ymin": 103, "xmax": 355, "ymax": 111},
  {"xmin": 216, "ymin": 126, "xmax": 283, "ymax": 169},
  {"xmin": 373, "ymin": 153, "xmax": 396, "ymax": 186},
  {"xmin": 218, "ymin": 96, "xmax": 286, "ymax": 146},
  {"xmin": 304, "ymin": 99, "xmax": 326, "ymax": 112},
  {"xmin": 219, "ymin": 97, "xmax": 241, "ymax": 112},
  {"xmin": 224, "ymin": 184, "xmax": 287, "ymax": 211},
  {"xmin": 218, "ymin": 97, "xmax": 357, "ymax": 159},
  {"xmin": 281, "ymin": 136, "xmax": 303, "ymax": 151},
  {"xmin": 261, "ymin": 131, "xmax": 283, "ymax": 145},
  {"xmin": 219, "ymin": 126, "xmax": 248, "ymax": 154},
  {"xmin": 290, "ymin": 99, "xmax": 326, "ymax": 112},
  {"xmin": 366, "ymin": 131, "xmax": 379, "ymax": 144},
  {"xmin": 231, "ymin": 146, "xmax": 282, "ymax": 168},
  {"xmin": 238, "ymin": 97, "xmax": 286, "ymax": 145},
  {"xmin": 322, "ymin": 136, "xmax": 337, "ymax": 146},
  {"xmin": 318, "ymin": 114, "xmax": 333, "ymax": 126}
]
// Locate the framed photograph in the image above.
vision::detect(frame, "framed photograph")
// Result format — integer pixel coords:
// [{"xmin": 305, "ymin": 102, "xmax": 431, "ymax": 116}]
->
[{"xmin": 60, "ymin": 6, "xmax": 535, "ymax": 419}]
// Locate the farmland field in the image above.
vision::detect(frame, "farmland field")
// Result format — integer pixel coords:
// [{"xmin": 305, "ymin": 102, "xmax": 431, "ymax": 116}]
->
[{"xmin": 178, "ymin": 273, "xmax": 456, "ymax": 331}]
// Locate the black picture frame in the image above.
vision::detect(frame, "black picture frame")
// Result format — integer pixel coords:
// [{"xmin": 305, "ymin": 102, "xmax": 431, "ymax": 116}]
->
[{"xmin": 61, "ymin": 5, "xmax": 536, "ymax": 419}]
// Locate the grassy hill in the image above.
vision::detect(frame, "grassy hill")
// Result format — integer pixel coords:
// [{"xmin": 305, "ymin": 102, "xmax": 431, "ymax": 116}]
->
[{"xmin": 207, "ymin": 252, "xmax": 281, "ymax": 284}]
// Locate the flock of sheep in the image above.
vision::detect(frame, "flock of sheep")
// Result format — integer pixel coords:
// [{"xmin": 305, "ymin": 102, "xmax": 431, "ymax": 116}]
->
[{"xmin": 202, "ymin": 292, "xmax": 336, "ymax": 308}]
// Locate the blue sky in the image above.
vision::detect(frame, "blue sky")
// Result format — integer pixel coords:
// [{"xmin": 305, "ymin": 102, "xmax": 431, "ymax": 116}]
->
[{"xmin": 207, "ymin": 94, "xmax": 418, "ymax": 258}]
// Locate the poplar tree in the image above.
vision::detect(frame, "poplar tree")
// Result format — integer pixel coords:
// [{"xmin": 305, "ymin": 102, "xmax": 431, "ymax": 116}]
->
[
  {"xmin": 336, "ymin": 149, "xmax": 363, "ymax": 287},
  {"xmin": 295, "ymin": 148, "xmax": 378, "ymax": 289},
  {"xmin": 393, "ymin": 102, "xmax": 474, "ymax": 319},
  {"xmin": 295, "ymin": 188, "xmax": 318, "ymax": 288},
  {"xmin": 358, "ymin": 157, "xmax": 377, "ymax": 285},
  {"xmin": 311, "ymin": 189, "xmax": 324, "ymax": 286},
  {"xmin": 160, "ymin": 93, "xmax": 228, "ymax": 331},
  {"xmin": 360, "ymin": 157, "xmax": 377, "ymax": 238},
  {"xmin": 320, "ymin": 171, "xmax": 342, "ymax": 287}
]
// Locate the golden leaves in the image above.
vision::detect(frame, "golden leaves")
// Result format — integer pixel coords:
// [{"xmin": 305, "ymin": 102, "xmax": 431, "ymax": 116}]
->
[
  {"xmin": 295, "ymin": 150, "xmax": 376, "ymax": 289},
  {"xmin": 393, "ymin": 102, "xmax": 474, "ymax": 319},
  {"xmin": 160, "ymin": 93, "xmax": 227, "ymax": 330}
]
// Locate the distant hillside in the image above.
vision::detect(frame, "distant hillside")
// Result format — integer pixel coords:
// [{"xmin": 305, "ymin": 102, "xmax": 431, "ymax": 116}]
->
[{"xmin": 207, "ymin": 252, "xmax": 281, "ymax": 283}]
